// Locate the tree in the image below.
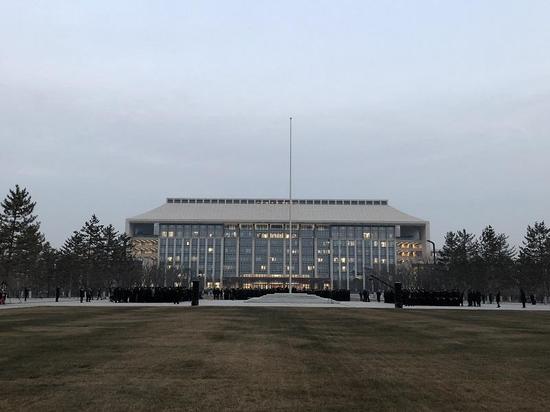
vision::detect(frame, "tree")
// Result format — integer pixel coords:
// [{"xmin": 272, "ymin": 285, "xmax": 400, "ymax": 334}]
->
[
  {"xmin": 36, "ymin": 242, "xmax": 59, "ymax": 297},
  {"xmin": 58, "ymin": 230, "xmax": 87, "ymax": 296},
  {"xmin": 81, "ymin": 215, "xmax": 104, "ymax": 289},
  {"xmin": 519, "ymin": 221, "xmax": 550, "ymax": 295},
  {"xmin": 438, "ymin": 229, "xmax": 478, "ymax": 289},
  {"xmin": 478, "ymin": 225, "xmax": 516, "ymax": 291},
  {"xmin": 0, "ymin": 185, "xmax": 45, "ymax": 292}
]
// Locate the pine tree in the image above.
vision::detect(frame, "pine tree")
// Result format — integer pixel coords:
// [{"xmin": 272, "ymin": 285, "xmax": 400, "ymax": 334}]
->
[
  {"xmin": 58, "ymin": 230, "xmax": 87, "ymax": 295},
  {"xmin": 439, "ymin": 229, "xmax": 478, "ymax": 289},
  {"xmin": 37, "ymin": 242, "xmax": 58, "ymax": 297},
  {"xmin": 478, "ymin": 225, "xmax": 515, "ymax": 290},
  {"xmin": 0, "ymin": 185, "xmax": 44, "ymax": 291},
  {"xmin": 81, "ymin": 215, "xmax": 104, "ymax": 289},
  {"xmin": 519, "ymin": 221, "xmax": 550, "ymax": 294}
]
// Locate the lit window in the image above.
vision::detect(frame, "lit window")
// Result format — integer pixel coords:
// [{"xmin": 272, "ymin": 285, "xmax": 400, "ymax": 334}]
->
[
  {"xmin": 167, "ymin": 256, "xmax": 173, "ymax": 262},
  {"xmin": 161, "ymin": 231, "xmax": 168, "ymax": 237},
  {"xmin": 341, "ymin": 257, "xmax": 346, "ymax": 263},
  {"xmin": 260, "ymin": 265, "xmax": 267, "ymax": 270},
  {"xmin": 380, "ymin": 241, "xmax": 387, "ymax": 248},
  {"xmin": 317, "ymin": 258, "xmax": 324, "ymax": 263},
  {"xmin": 307, "ymin": 265, "xmax": 315, "ymax": 271},
  {"xmin": 168, "ymin": 231, "xmax": 174, "ymax": 238},
  {"xmin": 363, "ymin": 233, "xmax": 371, "ymax": 239},
  {"xmin": 208, "ymin": 247, "xmax": 214, "ymax": 253}
]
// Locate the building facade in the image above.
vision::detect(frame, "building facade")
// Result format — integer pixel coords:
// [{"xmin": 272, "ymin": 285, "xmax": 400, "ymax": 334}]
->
[{"xmin": 126, "ymin": 198, "xmax": 429, "ymax": 290}]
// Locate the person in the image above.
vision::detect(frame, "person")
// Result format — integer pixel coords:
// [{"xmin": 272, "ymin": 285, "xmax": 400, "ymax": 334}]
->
[
  {"xmin": 79, "ymin": 287, "xmax": 85, "ymax": 303},
  {"xmin": 363, "ymin": 289, "xmax": 370, "ymax": 302},
  {"xmin": 496, "ymin": 291, "xmax": 501, "ymax": 308},
  {"xmin": 24, "ymin": 287, "xmax": 29, "ymax": 302},
  {"xmin": 55, "ymin": 287, "xmax": 60, "ymax": 303},
  {"xmin": 358, "ymin": 291, "xmax": 363, "ymax": 302},
  {"xmin": 0, "ymin": 281, "xmax": 7, "ymax": 305},
  {"xmin": 376, "ymin": 290, "xmax": 381, "ymax": 303},
  {"xmin": 520, "ymin": 289, "xmax": 527, "ymax": 308}
]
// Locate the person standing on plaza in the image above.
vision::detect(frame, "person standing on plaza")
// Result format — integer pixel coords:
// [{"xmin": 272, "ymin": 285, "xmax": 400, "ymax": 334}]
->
[
  {"xmin": 55, "ymin": 287, "xmax": 60, "ymax": 303},
  {"xmin": 496, "ymin": 291, "xmax": 501, "ymax": 308},
  {"xmin": 520, "ymin": 289, "xmax": 527, "ymax": 308}
]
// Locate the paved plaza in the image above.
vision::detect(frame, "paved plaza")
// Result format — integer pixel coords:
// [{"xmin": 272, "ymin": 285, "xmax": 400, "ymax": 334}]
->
[{"xmin": 2, "ymin": 295, "xmax": 549, "ymax": 311}]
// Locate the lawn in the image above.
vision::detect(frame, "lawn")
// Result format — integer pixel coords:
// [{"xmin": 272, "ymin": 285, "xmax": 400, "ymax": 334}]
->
[{"xmin": 1, "ymin": 307, "xmax": 549, "ymax": 411}]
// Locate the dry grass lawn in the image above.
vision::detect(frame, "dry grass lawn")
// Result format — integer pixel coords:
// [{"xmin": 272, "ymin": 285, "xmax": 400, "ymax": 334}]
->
[{"xmin": 1, "ymin": 307, "xmax": 550, "ymax": 411}]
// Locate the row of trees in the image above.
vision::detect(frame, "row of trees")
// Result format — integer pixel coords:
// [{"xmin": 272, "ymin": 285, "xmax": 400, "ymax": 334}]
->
[
  {"xmin": 411, "ymin": 224, "xmax": 550, "ymax": 296},
  {"xmin": 1, "ymin": 184, "xmax": 549, "ymax": 297},
  {"xmin": 0, "ymin": 185, "xmax": 142, "ymax": 297}
]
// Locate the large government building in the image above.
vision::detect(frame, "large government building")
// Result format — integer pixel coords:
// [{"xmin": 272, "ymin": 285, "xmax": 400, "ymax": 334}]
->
[{"xmin": 126, "ymin": 198, "xmax": 430, "ymax": 290}]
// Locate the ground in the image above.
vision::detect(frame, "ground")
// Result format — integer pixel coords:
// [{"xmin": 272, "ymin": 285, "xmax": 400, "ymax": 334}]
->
[{"xmin": 1, "ymin": 307, "xmax": 550, "ymax": 411}]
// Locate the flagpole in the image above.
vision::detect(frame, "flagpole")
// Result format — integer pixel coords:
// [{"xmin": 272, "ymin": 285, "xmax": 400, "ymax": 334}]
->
[{"xmin": 288, "ymin": 116, "xmax": 293, "ymax": 294}]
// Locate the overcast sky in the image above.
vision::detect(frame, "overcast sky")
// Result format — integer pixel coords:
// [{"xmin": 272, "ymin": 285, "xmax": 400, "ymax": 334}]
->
[{"xmin": 1, "ymin": 1, "xmax": 549, "ymax": 249}]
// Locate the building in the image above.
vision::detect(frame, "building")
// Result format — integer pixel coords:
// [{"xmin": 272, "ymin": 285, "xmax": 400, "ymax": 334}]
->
[{"xmin": 126, "ymin": 198, "xmax": 429, "ymax": 290}]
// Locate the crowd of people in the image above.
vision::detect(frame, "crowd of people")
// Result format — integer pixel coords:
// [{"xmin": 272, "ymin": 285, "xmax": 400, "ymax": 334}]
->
[
  {"xmin": 382, "ymin": 289, "xmax": 463, "ymax": 306},
  {"xmin": 110, "ymin": 287, "xmax": 193, "ymax": 304}
]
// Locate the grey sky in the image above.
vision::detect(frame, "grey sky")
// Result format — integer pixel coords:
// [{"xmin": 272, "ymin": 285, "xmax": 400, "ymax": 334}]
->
[{"xmin": 1, "ymin": 0, "xmax": 549, "ymax": 249}]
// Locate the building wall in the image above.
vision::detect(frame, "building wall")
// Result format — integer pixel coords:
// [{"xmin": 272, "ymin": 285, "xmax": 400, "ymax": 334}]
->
[{"xmin": 128, "ymin": 221, "xmax": 427, "ymax": 290}]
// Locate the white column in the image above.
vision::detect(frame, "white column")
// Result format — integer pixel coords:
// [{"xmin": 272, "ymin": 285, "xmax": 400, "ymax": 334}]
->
[
  {"xmin": 314, "ymin": 237, "xmax": 318, "ymax": 279},
  {"xmin": 346, "ymin": 243, "xmax": 350, "ymax": 290},
  {"xmin": 204, "ymin": 238, "xmax": 208, "ymax": 286},
  {"xmin": 338, "ymin": 242, "xmax": 342, "ymax": 289},
  {"xmin": 236, "ymin": 236, "xmax": 240, "ymax": 280},
  {"xmin": 212, "ymin": 239, "xmax": 216, "ymax": 284},
  {"xmin": 298, "ymin": 237, "xmax": 302, "ymax": 277},
  {"xmin": 252, "ymin": 235, "xmax": 256, "ymax": 275},
  {"xmin": 283, "ymin": 238, "xmax": 286, "ymax": 275},
  {"xmin": 267, "ymin": 237, "xmax": 271, "ymax": 276},
  {"xmin": 220, "ymin": 237, "xmax": 224, "ymax": 287},
  {"xmin": 330, "ymin": 239, "xmax": 334, "ymax": 290},
  {"xmin": 362, "ymin": 239, "xmax": 366, "ymax": 290}
]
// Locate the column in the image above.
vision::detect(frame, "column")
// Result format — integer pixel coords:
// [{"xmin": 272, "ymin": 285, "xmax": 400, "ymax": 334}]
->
[
  {"xmin": 220, "ymin": 237, "xmax": 224, "ymax": 287},
  {"xmin": 330, "ymin": 239, "xmax": 334, "ymax": 290}
]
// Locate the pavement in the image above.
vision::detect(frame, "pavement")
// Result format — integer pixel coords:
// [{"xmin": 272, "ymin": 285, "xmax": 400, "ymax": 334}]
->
[{"xmin": 1, "ymin": 296, "xmax": 550, "ymax": 311}]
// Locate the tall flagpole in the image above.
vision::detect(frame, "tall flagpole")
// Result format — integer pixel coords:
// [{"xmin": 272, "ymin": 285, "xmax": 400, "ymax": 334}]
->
[{"xmin": 288, "ymin": 117, "xmax": 293, "ymax": 294}]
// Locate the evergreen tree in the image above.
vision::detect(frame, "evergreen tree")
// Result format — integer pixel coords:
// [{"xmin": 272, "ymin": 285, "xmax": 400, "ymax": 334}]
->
[
  {"xmin": 478, "ymin": 225, "xmax": 515, "ymax": 290},
  {"xmin": 438, "ymin": 229, "xmax": 478, "ymax": 289},
  {"xmin": 81, "ymin": 215, "xmax": 104, "ymax": 288},
  {"xmin": 58, "ymin": 230, "xmax": 87, "ymax": 295},
  {"xmin": 0, "ymin": 185, "xmax": 44, "ymax": 291},
  {"xmin": 36, "ymin": 242, "xmax": 58, "ymax": 297},
  {"xmin": 519, "ymin": 221, "xmax": 550, "ymax": 294}
]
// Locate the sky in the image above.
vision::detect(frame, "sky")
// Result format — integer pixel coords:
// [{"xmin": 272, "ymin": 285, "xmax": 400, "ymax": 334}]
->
[{"xmin": 1, "ymin": 0, "xmax": 549, "ymax": 249}]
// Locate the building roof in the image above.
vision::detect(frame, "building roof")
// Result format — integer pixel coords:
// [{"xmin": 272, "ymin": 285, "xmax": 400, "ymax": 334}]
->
[{"xmin": 128, "ymin": 198, "xmax": 427, "ymax": 225}]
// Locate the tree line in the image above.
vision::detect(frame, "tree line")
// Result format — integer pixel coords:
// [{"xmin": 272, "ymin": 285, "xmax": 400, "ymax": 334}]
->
[
  {"xmin": 411, "ymin": 224, "xmax": 550, "ymax": 297},
  {"xmin": 1, "ymin": 184, "xmax": 549, "ymax": 298},
  {"xmin": 0, "ymin": 185, "xmax": 142, "ymax": 297}
]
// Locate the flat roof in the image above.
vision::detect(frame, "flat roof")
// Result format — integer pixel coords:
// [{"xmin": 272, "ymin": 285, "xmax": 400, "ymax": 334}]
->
[{"xmin": 128, "ymin": 198, "xmax": 428, "ymax": 225}]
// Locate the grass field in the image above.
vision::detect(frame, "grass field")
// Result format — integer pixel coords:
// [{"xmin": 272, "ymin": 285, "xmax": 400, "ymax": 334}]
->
[{"xmin": 1, "ymin": 307, "xmax": 550, "ymax": 411}]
